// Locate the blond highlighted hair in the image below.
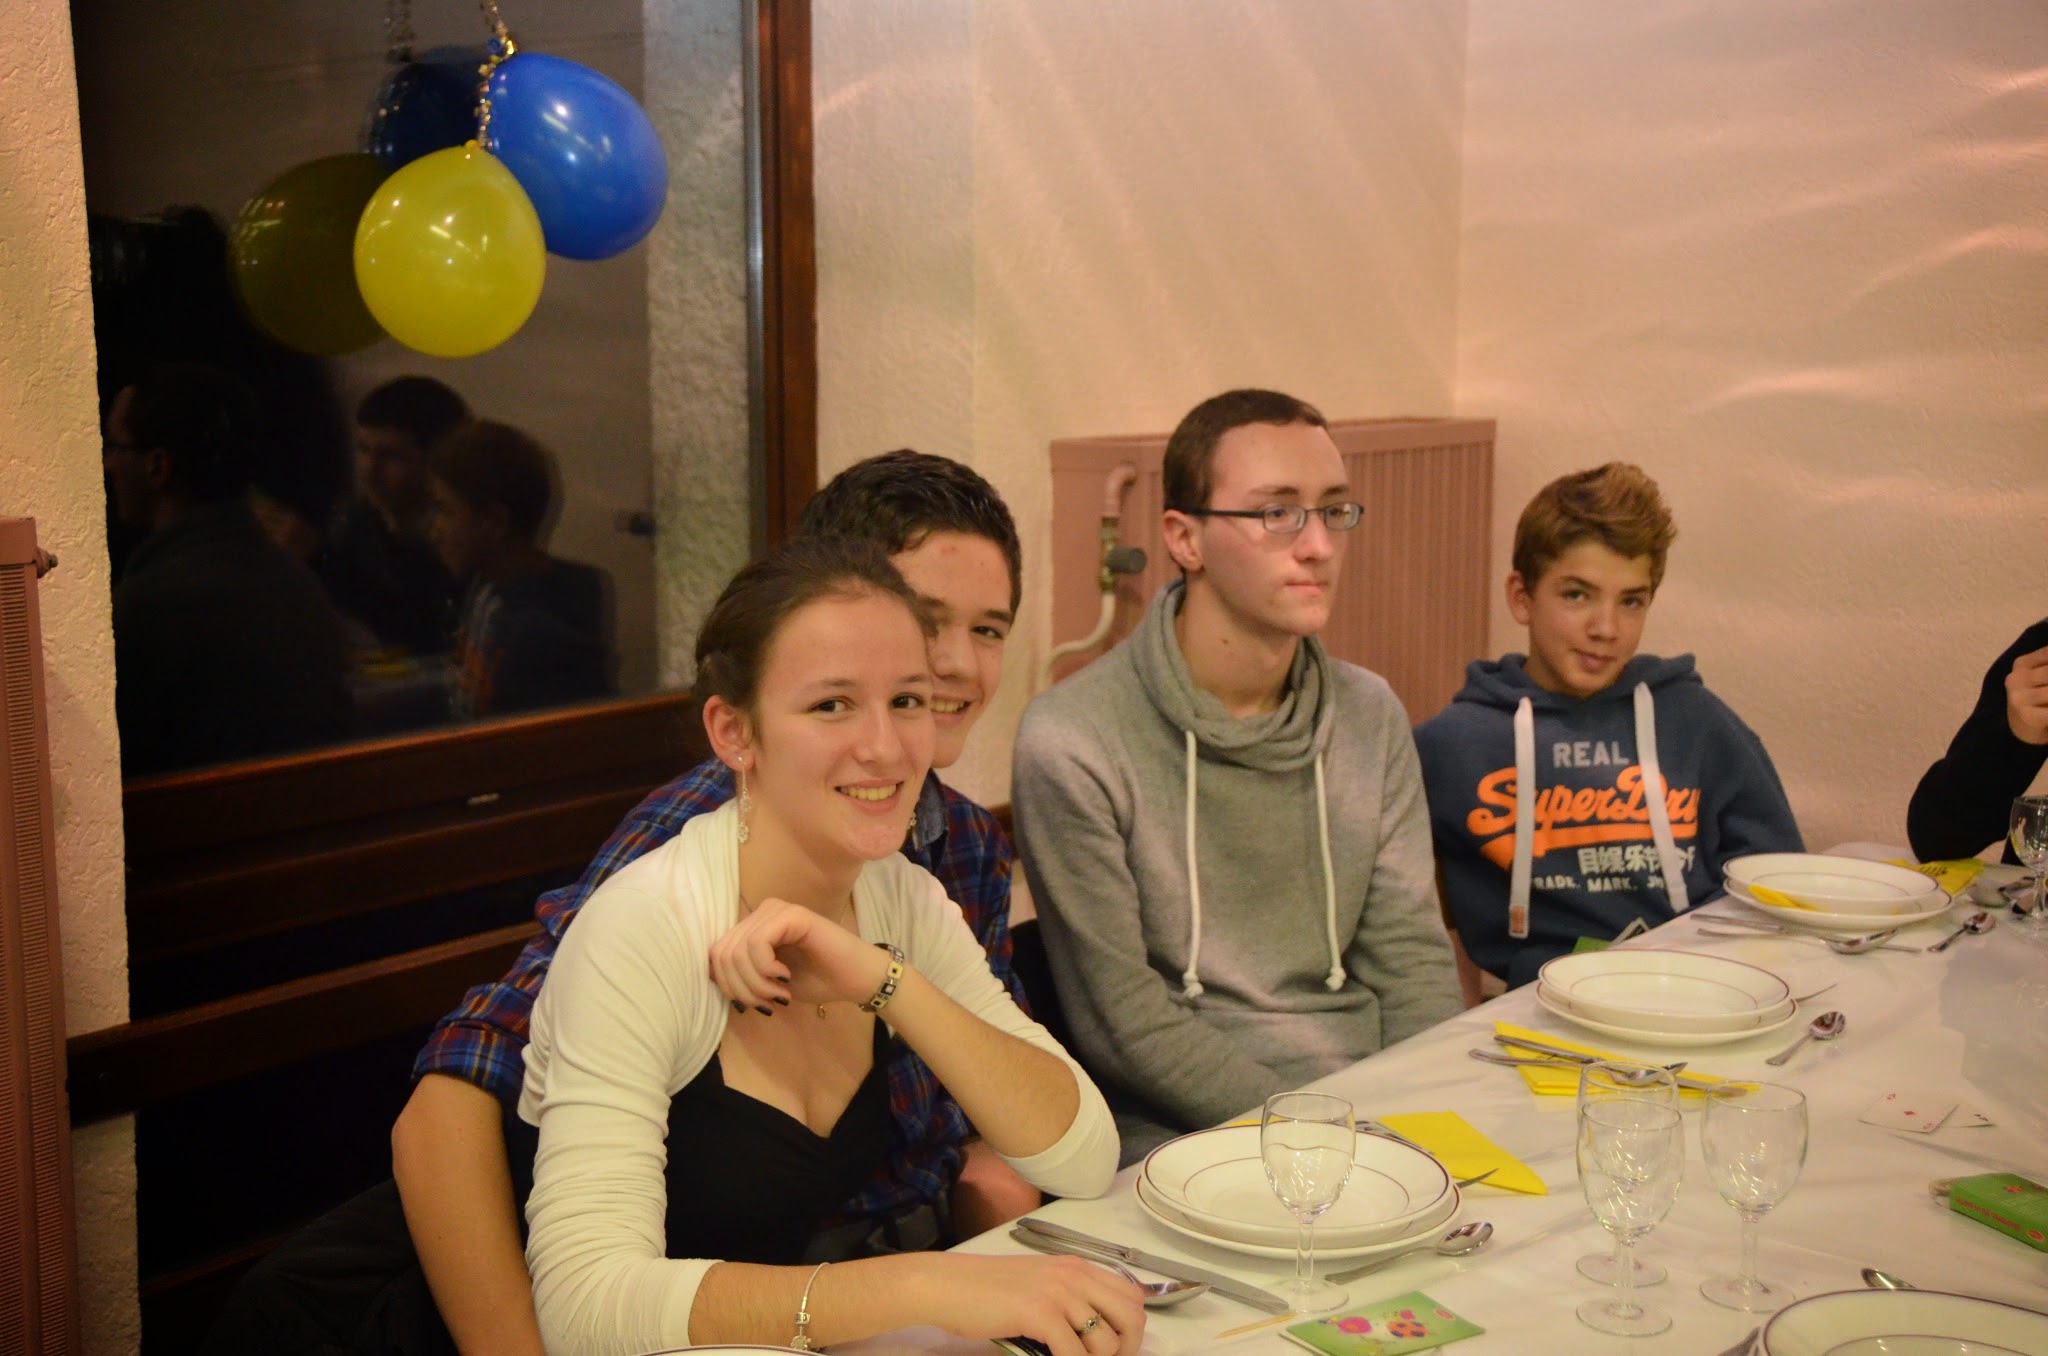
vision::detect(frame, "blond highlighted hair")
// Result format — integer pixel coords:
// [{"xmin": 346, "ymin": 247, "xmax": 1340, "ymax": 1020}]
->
[{"xmin": 1512, "ymin": 462, "xmax": 1677, "ymax": 590}]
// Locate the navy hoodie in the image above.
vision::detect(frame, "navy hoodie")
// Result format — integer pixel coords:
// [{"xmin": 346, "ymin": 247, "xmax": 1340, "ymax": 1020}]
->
[{"xmin": 1413, "ymin": 653, "xmax": 1802, "ymax": 988}]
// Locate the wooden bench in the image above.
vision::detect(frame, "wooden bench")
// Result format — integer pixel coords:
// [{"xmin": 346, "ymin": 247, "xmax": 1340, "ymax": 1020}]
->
[{"xmin": 68, "ymin": 691, "xmax": 707, "ymax": 1352}]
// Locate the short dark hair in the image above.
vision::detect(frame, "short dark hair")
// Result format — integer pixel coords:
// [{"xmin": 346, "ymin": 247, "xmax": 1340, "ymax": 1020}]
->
[
  {"xmin": 797, "ymin": 450, "xmax": 1023, "ymax": 612},
  {"xmin": 123, "ymin": 362, "xmax": 261, "ymax": 503},
  {"xmin": 1162, "ymin": 388, "xmax": 1328, "ymax": 513},
  {"xmin": 1513, "ymin": 462, "xmax": 1679, "ymax": 591},
  {"xmin": 356, "ymin": 376, "xmax": 470, "ymax": 449},
  {"xmin": 428, "ymin": 420, "xmax": 557, "ymax": 541},
  {"xmin": 694, "ymin": 536, "xmax": 932, "ymax": 718}
]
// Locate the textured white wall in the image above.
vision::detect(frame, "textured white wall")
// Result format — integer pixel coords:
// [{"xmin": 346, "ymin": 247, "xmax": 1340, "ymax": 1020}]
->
[
  {"xmin": 1, "ymin": 2, "xmax": 138, "ymax": 1350},
  {"xmin": 815, "ymin": 0, "xmax": 1471, "ymax": 804},
  {"xmin": 1459, "ymin": 1, "xmax": 2048, "ymax": 853}
]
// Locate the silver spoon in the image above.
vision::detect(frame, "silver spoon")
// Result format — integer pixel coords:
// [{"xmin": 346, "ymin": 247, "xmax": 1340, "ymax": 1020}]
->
[
  {"xmin": 1929, "ymin": 910, "xmax": 1996, "ymax": 953},
  {"xmin": 1861, "ymin": 1267, "xmax": 1915, "ymax": 1290},
  {"xmin": 1008, "ymin": 1229, "xmax": 1209, "ymax": 1306},
  {"xmin": 1468, "ymin": 1049, "xmax": 1688, "ymax": 1081},
  {"xmin": 1765, "ymin": 1010, "xmax": 1846, "ymax": 1066},
  {"xmin": 1325, "ymin": 1221, "xmax": 1494, "ymax": 1284}
]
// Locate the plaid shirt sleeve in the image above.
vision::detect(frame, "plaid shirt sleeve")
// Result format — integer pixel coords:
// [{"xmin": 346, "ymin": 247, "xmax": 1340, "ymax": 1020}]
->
[
  {"xmin": 838, "ymin": 783, "xmax": 1023, "ymax": 1224},
  {"xmin": 410, "ymin": 760, "xmax": 737, "ymax": 1104}
]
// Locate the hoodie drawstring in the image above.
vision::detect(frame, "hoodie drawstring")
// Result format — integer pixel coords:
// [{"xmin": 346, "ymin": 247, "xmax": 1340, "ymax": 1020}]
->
[
  {"xmin": 1509, "ymin": 697, "xmax": 1536, "ymax": 939},
  {"xmin": 1634, "ymin": 683, "xmax": 1690, "ymax": 911},
  {"xmin": 1181, "ymin": 732, "xmax": 1343, "ymax": 999},
  {"xmin": 1181, "ymin": 731, "xmax": 1205, "ymax": 1000}
]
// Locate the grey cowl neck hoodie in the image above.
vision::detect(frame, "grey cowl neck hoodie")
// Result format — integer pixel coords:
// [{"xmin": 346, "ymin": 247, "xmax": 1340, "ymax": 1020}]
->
[{"xmin": 1131, "ymin": 581, "xmax": 1347, "ymax": 996}]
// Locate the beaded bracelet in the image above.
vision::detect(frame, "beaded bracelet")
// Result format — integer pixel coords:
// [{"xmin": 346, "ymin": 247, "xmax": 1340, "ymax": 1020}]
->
[{"xmin": 790, "ymin": 1260, "xmax": 829, "ymax": 1350}]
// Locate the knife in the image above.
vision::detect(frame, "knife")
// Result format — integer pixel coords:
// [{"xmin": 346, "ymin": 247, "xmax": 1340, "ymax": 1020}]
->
[
  {"xmin": 1013, "ymin": 1216, "xmax": 1291, "ymax": 1313},
  {"xmin": 1492, "ymin": 1033, "xmax": 1735, "ymax": 1092}
]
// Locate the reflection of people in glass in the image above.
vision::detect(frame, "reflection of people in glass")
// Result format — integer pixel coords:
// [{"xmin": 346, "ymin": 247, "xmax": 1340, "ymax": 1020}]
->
[
  {"xmin": 428, "ymin": 419, "xmax": 613, "ymax": 719},
  {"xmin": 321, "ymin": 377, "xmax": 468, "ymax": 657},
  {"xmin": 104, "ymin": 362, "xmax": 352, "ymax": 776}
]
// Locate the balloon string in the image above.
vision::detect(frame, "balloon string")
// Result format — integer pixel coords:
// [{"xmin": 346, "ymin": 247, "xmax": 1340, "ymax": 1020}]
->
[
  {"xmin": 383, "ymin": 0, "xmax": 415, "ymax": 65},
  {"xmin": 473, "ymin": 0, "xmax": 519, "ymax": 147}
]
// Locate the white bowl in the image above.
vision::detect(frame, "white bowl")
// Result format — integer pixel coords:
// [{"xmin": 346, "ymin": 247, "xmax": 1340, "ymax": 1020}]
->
[
  {"xmin": 1133, "ymin": 1174, "xmax": 1462, "ymax": 1261},
  {"xmin": 1760, "ymin": 1288, "xmax": 2048, "ymax": 1356},
  {"xmin": 1537, "ymin": 949, "xmax": 1793, "ymax": 1033},
  {"xmin": 1724, "ymin": 853, "xmax": 1946, "ymax": 917}
]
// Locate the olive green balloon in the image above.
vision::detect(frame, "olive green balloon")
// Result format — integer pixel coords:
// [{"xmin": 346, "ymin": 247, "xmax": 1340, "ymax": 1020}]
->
[{"xmin": 231, "ymin": 153, "xmax": 390, "ymax": 355}]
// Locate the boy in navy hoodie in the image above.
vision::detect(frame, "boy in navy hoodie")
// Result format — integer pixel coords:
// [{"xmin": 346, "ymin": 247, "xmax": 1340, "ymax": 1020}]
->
[{"xmin": 1414, "ymin": 463, "xmax": 1803, "ymax": 996}]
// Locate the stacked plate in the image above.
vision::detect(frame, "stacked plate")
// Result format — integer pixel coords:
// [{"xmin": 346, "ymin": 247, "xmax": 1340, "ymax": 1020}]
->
[
  {"xmin": 1136, "ymin": 1124, "xmax": 1461, "ymax": 1263},
  {"xmin": 1724, "ymin": 852, "xmax": 1953, "ymax": 934},
  {"xmin": 1535, "ymin": 948, "xmax": 1801, "ymax": 1047}
]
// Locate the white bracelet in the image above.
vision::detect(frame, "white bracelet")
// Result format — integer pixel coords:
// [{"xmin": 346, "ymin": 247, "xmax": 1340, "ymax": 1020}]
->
[{"xmin": 790, "ymin": 1260, "xmax": 829, "ymax": 1350}]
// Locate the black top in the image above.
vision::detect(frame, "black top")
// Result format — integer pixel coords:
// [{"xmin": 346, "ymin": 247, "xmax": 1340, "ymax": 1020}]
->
[
  {"xmin": 448, "ymin": 558, "xmax": 613, "ymax": 719},
  {"xmin": 1907, "ymin": 618, "xmax": 2048, "ymax": 862},
  {"xmin": 507, "ymin": 1021, "xmax": 893, "ymax": 1265}
]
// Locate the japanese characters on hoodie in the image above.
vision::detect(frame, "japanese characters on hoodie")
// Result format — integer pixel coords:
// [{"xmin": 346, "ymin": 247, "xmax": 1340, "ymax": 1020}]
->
[{"xmin": 1413, "ymin": 653, "xmax": 1803, "ymax": 989}]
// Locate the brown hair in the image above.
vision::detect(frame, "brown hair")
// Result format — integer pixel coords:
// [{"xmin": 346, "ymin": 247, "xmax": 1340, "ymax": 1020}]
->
[
  {"xmin": 693, "ymin": 537, "xmax": 933, "ymax": 718},
  {"xmin": 1162, "ymin": 388, "xmax": 1327, "ymax": 513},
  {"xmin": 797, "ymin": 449, "xmax": 1023, "ymax": 611},
  {"xmin": 429, "ymin": 419, "xmax": 558, "ymax": 541},
  {"xmin": 1512, "ymin": 462, "xmax": 1678, "ymax": 590}
]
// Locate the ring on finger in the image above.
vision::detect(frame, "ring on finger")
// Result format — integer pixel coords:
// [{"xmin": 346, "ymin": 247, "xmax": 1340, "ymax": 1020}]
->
[{"xmin": 1075, "ymin": 1314, "xmax": 1102, "ymax": 1336}]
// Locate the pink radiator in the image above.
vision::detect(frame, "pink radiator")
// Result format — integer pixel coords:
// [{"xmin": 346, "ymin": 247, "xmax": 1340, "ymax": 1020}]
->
[
  {"xmin": 0, "ymin": 517, "xmax": 79, "ymax": 1354},
  {"xmin": 1047, "ymin": 417, "xmax": 1495, "ymax": 724}
]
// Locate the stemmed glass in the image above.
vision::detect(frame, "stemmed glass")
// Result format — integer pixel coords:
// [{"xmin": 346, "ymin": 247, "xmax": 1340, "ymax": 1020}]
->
[
  {"xmin": 1700, "ymin": 1081, "xmax": 1809, "ymax": 1311},
  {"xmin": 2008, "ymin": 796, "xmax": 2048, "ymax": 944},
  {"xmin": 1575, "ymin": 1084, "xmax": 1685, "ymax": 1336},
  {"xmin": 1260, "ymin": 1091, "xmax": 1356, "ymax": 1314},
  {"xmin": 1575, "ymin": 1060, "xmax": 1680, "ymax": 1289}
]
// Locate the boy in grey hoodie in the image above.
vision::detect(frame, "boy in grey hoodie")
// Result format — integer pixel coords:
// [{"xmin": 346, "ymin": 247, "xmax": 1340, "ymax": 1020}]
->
[
  {"xmin": 1413, "ymin": 464, "xmax": 1803, "ymax": 995},
  {"xmin": 1014, "ymin": 390, "xmax": 1461, "ymax": 1162}
]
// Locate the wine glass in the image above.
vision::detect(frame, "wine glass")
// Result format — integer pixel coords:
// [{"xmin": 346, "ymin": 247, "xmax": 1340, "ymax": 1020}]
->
[
  {"xmin": 1575, "ymin": 1093, "xmax": 1685, "ymax": 1336},
  {"xmin": 1700, "ymin": 1081, "xmax": 1808, "ymax": 1311},
  {"xmin": 1260, "ymin": 1091, "xmax": 1356, "ymax": 1314},
  {"xmin": 2008, "ymin": 796, "xmax": 2048, "ymax": 944},
  {"xmin": 1575, "ymin": 1060, "xmax": 1680, "ymax": 1289}
]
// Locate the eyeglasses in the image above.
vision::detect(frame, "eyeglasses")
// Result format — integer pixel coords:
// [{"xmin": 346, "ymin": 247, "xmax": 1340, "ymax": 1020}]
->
[{"xmin": 1183, "ymin": 502, "xmax": 1365, "ymax": 535}]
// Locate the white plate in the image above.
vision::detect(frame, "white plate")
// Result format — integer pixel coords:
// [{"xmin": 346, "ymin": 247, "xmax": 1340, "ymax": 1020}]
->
[
  {"xmin": 1722, "ymin": 881, "xmax": 1957, "ymax": 934},
  {"xmin": 1538, "ymin": 949, "xmax": 1793, "ymax": 1032},
  {"xmin": 1725, "ymin": 853, "xmax": 1946, "ymax": 916},
  {"xmin": 1760, "ymin": 1288, "xmax": 2048, "ymax": 1356},
  {"xmin": 1133, "ymin": 1173, "xmax": 1461, "ymax": 1262},
  {"xmin": 1141, "ymin": 1125, "xmax": 1452, "ymax": 1247},
  {"xmin": 1536, "ymin": 985, "xmax": 1803, "ymax": 1048}
]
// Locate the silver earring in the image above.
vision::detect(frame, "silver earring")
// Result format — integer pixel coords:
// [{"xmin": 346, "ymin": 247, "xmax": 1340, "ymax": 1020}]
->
[{"xmin": 736, "ymin": 763, "xmax": 752, "ymax": 844}]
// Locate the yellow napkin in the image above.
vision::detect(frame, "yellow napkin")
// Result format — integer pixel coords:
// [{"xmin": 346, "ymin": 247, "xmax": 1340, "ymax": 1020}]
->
[
  {"xmin": 1887, "ymin": 858, "xmax": 1984, "ymax": 896},
  {"xmin": 1375, "ymin": 1111, "xmax": 1547, "ymax": 1196},
  {"xmin": 1493, "ymin": 1020, "xmax": 1743, "ymax": 1099}
]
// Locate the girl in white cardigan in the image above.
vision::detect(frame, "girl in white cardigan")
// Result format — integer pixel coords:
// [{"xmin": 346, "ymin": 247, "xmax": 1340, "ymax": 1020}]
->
[{"xmin": 516, "ymin": 538, "xmax": 1137, "ymax": 1354}]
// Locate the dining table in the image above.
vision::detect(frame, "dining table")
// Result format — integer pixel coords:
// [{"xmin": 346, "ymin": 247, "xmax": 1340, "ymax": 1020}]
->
[{"xmin": 838, "ymin": 849, "xmax": 2048, "ymax": 1354}]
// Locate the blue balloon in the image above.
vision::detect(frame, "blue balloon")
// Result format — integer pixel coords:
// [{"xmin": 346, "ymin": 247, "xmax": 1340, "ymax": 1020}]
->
[
  {"xmin": 364, "ymin": 46, "xmax": 488, "ymax": 170},
  {"xmin": 485, "ymin": 53, "xmax": 669, "ymax": 261}
]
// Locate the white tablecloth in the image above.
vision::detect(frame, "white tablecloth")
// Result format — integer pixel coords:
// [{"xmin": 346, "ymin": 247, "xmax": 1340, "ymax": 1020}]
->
[{"xmin": 842, "ymin": 894, "xmax": 2048, "ymax": 1354}]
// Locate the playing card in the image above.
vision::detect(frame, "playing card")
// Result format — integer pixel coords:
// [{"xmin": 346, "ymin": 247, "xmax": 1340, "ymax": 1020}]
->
[
  {"xmin": 1951, "ymin": 1106, "xmax": 1994, "ymax": 1128},
  {"xmin": 1859, "ymin": 1091, "xmax": 1958, "ymax": 1134}
]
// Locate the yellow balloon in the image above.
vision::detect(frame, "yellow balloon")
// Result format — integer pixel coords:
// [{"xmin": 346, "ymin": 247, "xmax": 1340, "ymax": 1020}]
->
[
  {"xmin": 353, "ymin": 143, "xmax": 546, "ymax": 358},
  {"xmin": 232, "ymin": 153, "xmax": 389, "ymax": 355}
]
